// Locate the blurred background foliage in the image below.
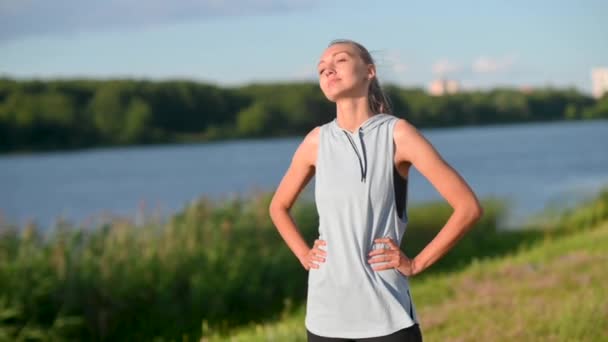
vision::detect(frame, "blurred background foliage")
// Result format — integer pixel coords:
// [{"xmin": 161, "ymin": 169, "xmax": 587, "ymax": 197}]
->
[{"xmin": 1, "ymin": 78, "xmax": 606, "ymax": 153}]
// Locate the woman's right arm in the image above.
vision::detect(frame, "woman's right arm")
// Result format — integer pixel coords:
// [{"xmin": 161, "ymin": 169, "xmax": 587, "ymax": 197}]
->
[{"xmin": 269, "ymin": 127, "xmax": 327, "ymax": 270}]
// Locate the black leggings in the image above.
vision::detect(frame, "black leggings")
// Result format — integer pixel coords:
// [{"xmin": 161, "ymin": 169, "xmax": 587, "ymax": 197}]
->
[{"xmin": 307, "ymin": 323, "xmax": 423, "ymax": 342}]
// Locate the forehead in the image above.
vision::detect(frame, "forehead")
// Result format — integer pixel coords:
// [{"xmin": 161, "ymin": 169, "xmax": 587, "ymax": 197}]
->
[{"xmin": 318, "ymin": 43, "xmax": 358, "ymax": 62}]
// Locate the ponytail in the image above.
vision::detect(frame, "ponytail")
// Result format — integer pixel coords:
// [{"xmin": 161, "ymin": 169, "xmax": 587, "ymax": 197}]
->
[{"xmin": 368, "ymin": 77, "xmax": 393, "ymax": 115}]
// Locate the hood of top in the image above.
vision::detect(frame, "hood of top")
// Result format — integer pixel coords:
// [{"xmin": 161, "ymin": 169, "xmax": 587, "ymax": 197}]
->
[
  {"xmin": 330, "ymin": 113, "xmax": 394, "ymax": 134},
  {"xmin": 328, "ymin": 113, "xmax": 394, "ymax": 183}
]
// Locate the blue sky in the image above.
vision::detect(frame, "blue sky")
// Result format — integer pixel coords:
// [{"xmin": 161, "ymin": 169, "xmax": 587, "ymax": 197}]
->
[{"xmin": 1, "ymin": 0, "xmax": 606, "ymax": 93}]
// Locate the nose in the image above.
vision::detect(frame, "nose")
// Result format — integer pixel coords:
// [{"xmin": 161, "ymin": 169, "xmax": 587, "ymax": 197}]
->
[{"xmin": 324, "ymin": 68, "xmax": 336, "ymax": 77}]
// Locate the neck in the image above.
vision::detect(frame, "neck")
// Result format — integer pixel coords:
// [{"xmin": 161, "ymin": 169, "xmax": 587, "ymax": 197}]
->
[{"xmin": 335, "ymin": 97, "xmax": 373, "ymax": 133}]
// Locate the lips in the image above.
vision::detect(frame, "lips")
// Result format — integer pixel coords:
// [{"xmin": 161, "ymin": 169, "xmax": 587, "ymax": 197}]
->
[{"xmin": 328, "ymin": 78, "xmax": 341, "ymax": 86}]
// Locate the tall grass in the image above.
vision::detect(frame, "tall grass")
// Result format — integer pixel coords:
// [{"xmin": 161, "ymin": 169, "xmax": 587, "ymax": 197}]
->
[
  {"xmin": 0, "ymin": 192, "xmax": 315, "ymax": 340},
  {"xmin": 218, "ymin": 221, "xmax": 608, "ymax": 342},
  {"xmin": 1, "ymin": 188, "xmax": 606, "ymax": 340}
]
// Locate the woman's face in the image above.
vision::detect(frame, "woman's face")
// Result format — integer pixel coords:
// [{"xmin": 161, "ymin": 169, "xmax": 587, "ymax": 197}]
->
[{"xmin": 317, "ymin": 43, "xmax": 374, "ymax": 102}]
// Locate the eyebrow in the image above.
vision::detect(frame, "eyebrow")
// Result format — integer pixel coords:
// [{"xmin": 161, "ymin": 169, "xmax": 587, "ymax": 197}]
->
[{"xmin": 317, "ymin": 50, "xmax": 352, "ymax": 67}]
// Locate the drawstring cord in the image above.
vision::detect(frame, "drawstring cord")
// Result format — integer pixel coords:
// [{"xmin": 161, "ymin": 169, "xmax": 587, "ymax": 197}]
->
[{"xmin": 342, "ymin": 130, "xmax": 367, "ymax": 182}]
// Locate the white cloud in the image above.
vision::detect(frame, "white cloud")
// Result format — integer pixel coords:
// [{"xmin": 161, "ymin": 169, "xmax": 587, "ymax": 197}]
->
[
  {"xmin": 432, "ymin": 59, "xmax": 462, "ymax": 76},
  {"xmin": 369, "ymin": 50, "xmax": 409, "ymax": 85},
  {"xmin": 379, "ymin": 50, "xmax": 408, "ymax": 74},
  {"xmin": 0, "ymin": 0, "xmax": 319, "ymax": 42},
  {"xmin": 472, "ymin": 54, "xmax": 517, "ymax": 74},
  {"xmin": 431, "ymin": 54, "xmax": 519, "ymax": 79}
]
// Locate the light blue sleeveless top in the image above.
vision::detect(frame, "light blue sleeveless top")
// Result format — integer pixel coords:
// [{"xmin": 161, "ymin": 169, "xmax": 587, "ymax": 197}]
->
[{"xmin": 305, "ymin": 113, "xmax": 418, "ymax": 338}]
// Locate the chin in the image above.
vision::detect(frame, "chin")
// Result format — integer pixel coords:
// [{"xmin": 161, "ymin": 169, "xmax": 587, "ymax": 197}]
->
[
  {"xmin": 323, "ymin": 86, "xmax": 350, "ymax": 102},
  {"xmin": 323, "ymin": 92, "xmax": 339, "ymax": 102}
]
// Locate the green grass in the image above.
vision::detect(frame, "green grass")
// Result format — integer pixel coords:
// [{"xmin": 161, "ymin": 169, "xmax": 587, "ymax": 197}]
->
[
  {"xmin": 0, "ymin": 190, "xmax": 510, "ymax": 341},
  {"xmin": 0, "ymin": 188, "xmax": 606, "ymax": 341},
  {"xmin": 208, "ymin": 221, "xmax": 608, "ymax": 342}
]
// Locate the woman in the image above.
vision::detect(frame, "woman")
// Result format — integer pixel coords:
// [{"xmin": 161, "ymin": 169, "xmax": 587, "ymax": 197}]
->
[{"xmin": 269, "ymin": 39, "xmax": 483, "ymax": 342}]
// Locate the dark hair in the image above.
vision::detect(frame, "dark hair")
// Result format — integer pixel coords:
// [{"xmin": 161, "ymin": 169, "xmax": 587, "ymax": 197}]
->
[{"xmin": 328, "ymin": 39, "xmax": 393, "ymax": 115}]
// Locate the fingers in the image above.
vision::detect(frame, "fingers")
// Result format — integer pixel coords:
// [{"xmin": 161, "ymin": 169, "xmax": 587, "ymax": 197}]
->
[
  {"xmin": 305, "ymin": 239, "xmax": 327, "ymax": 270},
  {"xmin": 312, "ymin": 240, "xmax": 327, "ymax": 258},
  {"xmin": 304, "ymin": 258, "xmax": 323, "ymax": 270},
  {"xmin": 368, "ymin": 249, "xmax": 399, "ymax": 258},
  {"xmin": 367, "ymin": 252, "xmax": 399, "ymax": 267},
  {"xmin": 311, "ymin": 254, "xmax": 326, "ymax": 263},
  {"xmin": 368, "ymin": 252, "xmax": 400, "ymax": 268},
  {"xmin": 373, "ymin": 237, "xmax": 399, "ymax": 250},
  {"xmin": 313, "ymin": 248, "xmax": 327, "ymax": 257},
  {"xmin": 371, "ymin": 261, "xmax": 399, "ymax": 271},
  {"xmin": 312, "ymin": 240, "xmax": 327, "ymax": 254},
  {"xmin": 368, "ymin": 249, "xmax": 395, "ymax": 257},
  {"xmin": 368, "ymin": 239, "xmax": 406, "ymax": 272},
  {"xmin": 306, "ymin": 237, "xmax": 408, "ymax": 273}
]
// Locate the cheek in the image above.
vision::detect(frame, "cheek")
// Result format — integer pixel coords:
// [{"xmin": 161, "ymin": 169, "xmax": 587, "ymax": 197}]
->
[
  {"xmin": 354, "ymin": 66, "xmax": 369, "ymax": 82},
  {"xmin": 343, "ymin": 65, "xmax": 366, "ymax": 82}
]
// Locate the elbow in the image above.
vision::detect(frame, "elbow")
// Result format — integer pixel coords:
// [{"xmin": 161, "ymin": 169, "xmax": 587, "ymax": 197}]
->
[
  {"xmin": 457, "ymin": 201, "xmax": 483, "ymax": 228},
  {"xmin": 268, "ymin": 200, "xmax": 278, "ymax": 220},
  {"xmin": 268, "ymin": 198, "xmax": 287, "ymax": 220},
  {"xmin": 473, "ymin": 203, "xmax": 484, "ymax": 222},
  {"xmin": 467, "ymin": 202, "xmax": 484, "ymax": 225}
]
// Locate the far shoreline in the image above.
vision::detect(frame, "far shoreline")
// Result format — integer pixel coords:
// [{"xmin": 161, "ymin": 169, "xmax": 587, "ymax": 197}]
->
[{"xmin": 2, "ymin": 118, "xmax": 606, "ymax": 158}]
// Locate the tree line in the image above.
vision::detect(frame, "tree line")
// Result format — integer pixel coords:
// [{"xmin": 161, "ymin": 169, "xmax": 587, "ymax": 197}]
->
[{"xmin": 0, "ymin": 77, "xmax": 606, "ymax": 153}]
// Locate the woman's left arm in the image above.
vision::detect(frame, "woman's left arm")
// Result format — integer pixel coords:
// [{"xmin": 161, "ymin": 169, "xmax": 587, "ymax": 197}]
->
[{"xmin": 394, "ymin": 119, "xmax": 484, "ymax": 276}]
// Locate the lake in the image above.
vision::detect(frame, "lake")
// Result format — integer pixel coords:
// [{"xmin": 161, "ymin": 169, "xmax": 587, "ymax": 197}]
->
[{"xmin": 1, "ymin": 119, "xmax": 607, "ymax": 230}]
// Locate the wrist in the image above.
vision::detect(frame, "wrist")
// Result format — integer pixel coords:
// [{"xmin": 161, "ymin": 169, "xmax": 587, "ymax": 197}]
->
[
  {"xmin": 397, "ymin": 254, "xmax": 416, "ymax": 276},
  {"xmin": 412, "ymin": 256, "xmax": 422, "ymax": 276},
  {"xmin": 296, "ymin": 247, "xmax": 310, "ymax": 261}
]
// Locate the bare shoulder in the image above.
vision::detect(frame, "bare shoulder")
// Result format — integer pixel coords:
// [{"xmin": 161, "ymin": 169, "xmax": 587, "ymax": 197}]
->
[
  {"xmin": 303, "ymin": 126, "xmax": 321, "ymax": 146},
  {"xmin": 393, "ymin": 118, "xmax": 419, "ymax": 141},
  {"xmin": 294, "ymin": 126, "xmax": 321, "ymax": 167},
  {"xmin": 393, "ymin": 118, "xmax": 436, "ymax": 164}
]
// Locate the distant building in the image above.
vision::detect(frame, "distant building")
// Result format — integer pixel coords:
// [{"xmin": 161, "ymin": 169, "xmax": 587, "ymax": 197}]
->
[
  {"xmin": 428, "ymin": 78, "xmax": 460, "ymax": 96},
  {"xmin": 519, "ymin": 85, "xmax": 534, "ymax": 94},
  {"xmin": 591, "ymin": 67, "xmax": 608, "ymax": 99}
]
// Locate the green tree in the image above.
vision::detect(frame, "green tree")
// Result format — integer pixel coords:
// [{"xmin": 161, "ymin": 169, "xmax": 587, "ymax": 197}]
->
[
  {"xmin": 89, "ymin": 85, "xmax": 125, "ymax": 144},
  {"xmin": 582, "ymin": 95, "xmax": 608, "ymax": 119},
  {"xmin": 122, "ymin": 97, "xmax": 152, "ymax": 142},
  {"xmin": 236, "ymin": 102, "xmax": 283, "ymax": 137}
]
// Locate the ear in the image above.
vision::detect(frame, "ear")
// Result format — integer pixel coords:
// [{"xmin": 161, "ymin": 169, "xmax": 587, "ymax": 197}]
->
[{"xmin": 366, "ymin": 64, "xmax": 376, "ymax": 80}]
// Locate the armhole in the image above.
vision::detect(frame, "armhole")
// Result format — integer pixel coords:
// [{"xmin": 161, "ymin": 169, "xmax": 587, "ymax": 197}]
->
[{"xmin": 391, "ymin": 119, "xmax": 408, "ymax": 222}]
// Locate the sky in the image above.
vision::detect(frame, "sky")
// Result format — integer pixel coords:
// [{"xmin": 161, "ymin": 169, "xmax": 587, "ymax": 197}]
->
[{"xmin": 1, "ymin": 0, "xmax": 606, "ymax": 93}]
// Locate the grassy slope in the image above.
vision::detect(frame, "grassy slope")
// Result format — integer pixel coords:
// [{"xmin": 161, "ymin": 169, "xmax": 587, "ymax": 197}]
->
[{"xmin": 209, "ymin": 221, "xmax": 608, "ymax": 342}]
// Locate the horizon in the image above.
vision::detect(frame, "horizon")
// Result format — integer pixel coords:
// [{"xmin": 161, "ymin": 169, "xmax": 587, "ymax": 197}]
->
[
  {"xmin": 0, "ymin": 74, "xmax": 594, "ymax": 95},
  {"xmin": 1, "ymin": 0, "xmax": 606, "ymax": 95}
]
